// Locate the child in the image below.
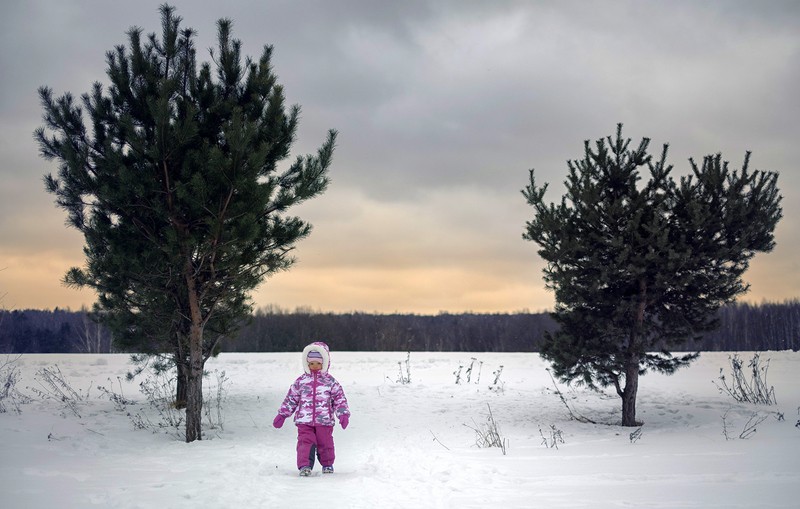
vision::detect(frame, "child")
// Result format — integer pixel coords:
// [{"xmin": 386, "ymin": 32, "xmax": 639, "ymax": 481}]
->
[{"xmin": 273, "ymin": 341, "xmax": 350, "ymax": 476}]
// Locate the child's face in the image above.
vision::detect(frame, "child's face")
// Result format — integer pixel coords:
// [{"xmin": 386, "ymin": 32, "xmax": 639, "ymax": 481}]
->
[{"xmin": 308, "ymin": 361, "xmax": 323, "ymax": 372}]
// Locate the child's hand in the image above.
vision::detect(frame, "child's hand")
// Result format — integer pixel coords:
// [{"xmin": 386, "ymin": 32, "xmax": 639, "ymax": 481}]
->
[
  {"xmin": 273, "ymin": 414, "xmax": 286, "ymax": 428},
  {"xmin": 339, "ymin": 414, "xmax": 349, "ymax": 429}
]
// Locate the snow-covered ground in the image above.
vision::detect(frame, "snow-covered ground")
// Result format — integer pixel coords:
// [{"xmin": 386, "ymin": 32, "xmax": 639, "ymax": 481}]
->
[{"xmin": 1, "ymin": 351, "xmax": 798, "ymax": 508}]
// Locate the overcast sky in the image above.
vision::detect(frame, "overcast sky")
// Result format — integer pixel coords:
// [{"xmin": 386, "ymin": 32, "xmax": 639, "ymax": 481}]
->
[{"xmin": 1, "ymin": 0, "xmax": 798, "ymax": 314}]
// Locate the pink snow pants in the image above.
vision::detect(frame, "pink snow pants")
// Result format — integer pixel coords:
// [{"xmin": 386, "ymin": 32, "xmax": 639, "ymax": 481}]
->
[{"xmin": 296, "ymin": 424, "xmax": 335, "ymax": 469}]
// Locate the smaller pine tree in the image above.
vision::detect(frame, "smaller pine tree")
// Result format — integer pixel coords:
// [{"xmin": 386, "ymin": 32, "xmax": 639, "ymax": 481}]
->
[{"xmin": 522, "ymin": 124, "xmax": 782, "ymax": 426}]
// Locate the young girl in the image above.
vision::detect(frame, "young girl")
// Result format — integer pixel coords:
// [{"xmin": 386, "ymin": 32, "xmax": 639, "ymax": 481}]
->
[{"xmin": 273, "ymin": 341, "xmax": 350, "ymax": 476}]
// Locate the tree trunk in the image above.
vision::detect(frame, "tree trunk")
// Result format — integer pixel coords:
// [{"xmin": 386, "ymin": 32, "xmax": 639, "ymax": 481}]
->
[
  {"xmin": 174, "ymin": 354, "xmax": 188, "ymax": 410},
  {"xmin": 184, "ymin": 322, "xmax": 204, "ymax": 442},
  {"xmin": 621, "ymin": 355, "xmax": 640, "ymax": 426},
  {"xmin": 184, "ymin": 264, "xmax": 205, "ymax": 443},
  {"xmin": 620, "ymin": 279, "xmax": 647, "ymax": 426}
]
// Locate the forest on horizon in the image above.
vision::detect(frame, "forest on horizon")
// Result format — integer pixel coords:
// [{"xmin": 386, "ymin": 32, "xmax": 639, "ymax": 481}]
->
[{"xmin": 1, "ymin": 299, "xmax": 797, "ymax": 354}]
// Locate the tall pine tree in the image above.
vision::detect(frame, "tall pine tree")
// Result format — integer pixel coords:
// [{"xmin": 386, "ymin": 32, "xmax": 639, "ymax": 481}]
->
[
  {"xmin": 522, "ymin": 124, "xmax": 782, "ymax": 426},
  {"xmin": 36, "ymin": 5, "xmax": 336, "ymax": 442}
]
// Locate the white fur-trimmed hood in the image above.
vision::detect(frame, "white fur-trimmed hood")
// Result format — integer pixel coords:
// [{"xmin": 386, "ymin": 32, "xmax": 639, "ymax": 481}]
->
[{"xmin": 302, "ymin": 342, "xmax": 330, "ymax": 374}]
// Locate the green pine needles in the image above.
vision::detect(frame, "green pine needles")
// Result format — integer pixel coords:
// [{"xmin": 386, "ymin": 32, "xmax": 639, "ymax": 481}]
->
[
  {"xmin": 522, "ymin": 124, "xmax": 782, "ymax": 426},
  {"xmin": 36, "ymin": 5, "xmax": 336, "ymax": 442}
]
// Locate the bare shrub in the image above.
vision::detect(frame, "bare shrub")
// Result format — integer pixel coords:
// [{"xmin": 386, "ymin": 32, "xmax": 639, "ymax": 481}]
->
[
  {"xmin": 0, "ymin": 355, "xmax": 31, "ymax": 414},
  {"xmin": 715, "ymin": 353, "xmax": 777, "ymax": 405},
  {"xmin": 488, "ymin": 365, "xmax": 505, "ymax": 393},
  {"xmin": 738, "ymin": 413, "xmax": 769, "ymax": 439},
  {"xmin": 396, "ymin": 352, "xmax": 411, "ymax": 384},
  {"xmin": 28, "ymin": 365, "xmax": 90, "ymax": 418},
  {"xmin": 203, "ymin": 369, "xmax": 229, "ymax": 432},
  {"xmin": 540, "ymin": 424, "xmax": 566, "ymax": 449},
  {"xmin": 454, "ymin": 358, "xmax": 498, "ymax": 389},
  {"xmin": 130, "ymin": 369, "xmax": 184, "ymax": 438},
  {"xmin": 97, "ymin": 377, "xmax": 135, "ymax": 411},
  {"xmin": 129, "ymin": 367, "xmax": 229, "ymax": 438},
  {"xmin": 547, "ymin": 369, "xmax": 595, "ymax": 424},
  {"xmin": 464, "ymin": 357, "xmax": 482, "ymax": 384},
  {"xmin": 464, "ymin": 403, "xmax": 508, "ymax": 455},
  {"xmin": 453, "ymin": 363, "xmax": 463, "ymax": 384},
  {"xmin": 429, "ymin": 430, "xmax": 450, "ymax": 451},
  {"xmin": 722, "ymin": 408, "xmax": 769, "ymax": 440}
]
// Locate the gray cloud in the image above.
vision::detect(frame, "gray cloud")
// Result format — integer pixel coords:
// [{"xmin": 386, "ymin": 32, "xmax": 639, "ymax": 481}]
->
[{"xmin": 1, "ymin": 0, "xmax": 798, "ymax": 312}]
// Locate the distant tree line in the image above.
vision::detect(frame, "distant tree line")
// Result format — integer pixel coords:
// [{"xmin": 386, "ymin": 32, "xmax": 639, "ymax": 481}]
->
[
  {"xmin": 679, "ymin": 300, "xmax": 800, "ymax": 351},
  {"xmin": 229, "ymin": 307, "xmax": 558, "ymax": 352},
  {"xmin": 0, "ymin": 308, "xmax": 112, "ymax": 353},
  {"xmin": 1, "ymin": 300, "xmax": 798, "ymax": 354}
]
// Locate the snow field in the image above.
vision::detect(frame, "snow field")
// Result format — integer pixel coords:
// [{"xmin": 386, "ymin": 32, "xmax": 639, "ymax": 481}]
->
[{"xmin": 1, "ymin": 351, "xmax": 798, "ymax": 508}]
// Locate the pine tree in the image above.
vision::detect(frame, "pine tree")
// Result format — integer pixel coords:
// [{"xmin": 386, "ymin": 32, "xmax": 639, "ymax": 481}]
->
[
  {"xmin": 35, "ymin": 5, "xmax": 336, "ymax": 442},
  {"xmin": 522, "ymin": 124, "xmax": 782, "ymax": 426}
]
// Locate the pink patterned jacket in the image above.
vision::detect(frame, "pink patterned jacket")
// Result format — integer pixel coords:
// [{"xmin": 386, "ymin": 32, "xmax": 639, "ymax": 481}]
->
[{"xmin": 277, "ymin": 342, "xmax": 350, "ymax": 427}]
